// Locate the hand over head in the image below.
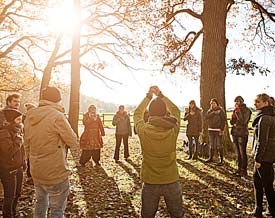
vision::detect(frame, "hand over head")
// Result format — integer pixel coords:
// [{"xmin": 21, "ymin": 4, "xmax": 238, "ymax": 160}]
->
[{"xmin": 149, "ymin": 86, "xmax": 161, "ymax": 96}]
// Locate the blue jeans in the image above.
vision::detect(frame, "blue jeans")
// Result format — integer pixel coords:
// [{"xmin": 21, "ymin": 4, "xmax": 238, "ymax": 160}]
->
[
  {"xmin": 208, "ymin": 131, "xmax": 222, "ymax": 150},
  {"xmin": 141, "ymin": 181, "xmax": 184, "ymax": 218},
  {"xmin": 34, "ymin": 178, "xmax": 70, "ymax": 218}
]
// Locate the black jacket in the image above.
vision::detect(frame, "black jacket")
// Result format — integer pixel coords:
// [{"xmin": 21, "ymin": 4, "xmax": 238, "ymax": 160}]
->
[
  {"xmin": 184, "ymin": 107, "xmax": 202, "ymax": 136},
  {"xmin": 0, "ymin": 110, "xmax": 24, "ymax": 171},
  {"xmin": 205, "ymin": 106, "xmax": 227, "ymax": 130},
  {"xmin": 252, "ymin": 106, "xmax": 275, "ymax": 163},
  {"xmin": 230, "ymin": 104, "xmax": 252, "ymax": 136}
]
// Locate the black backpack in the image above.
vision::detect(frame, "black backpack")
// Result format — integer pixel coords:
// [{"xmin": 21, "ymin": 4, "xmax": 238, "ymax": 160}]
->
[{"xmin": 0, "ymin": 110, "xmax": 23, "ymax": 171}]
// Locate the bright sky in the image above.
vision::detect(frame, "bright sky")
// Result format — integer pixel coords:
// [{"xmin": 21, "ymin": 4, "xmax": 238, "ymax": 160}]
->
[
  {"xmin": 44, "ymin": 0, "xmax": 275, "ymax": 109},
  {"xmin": 79, "ymin": 58, "xmax": 275, "ymax": 108}
]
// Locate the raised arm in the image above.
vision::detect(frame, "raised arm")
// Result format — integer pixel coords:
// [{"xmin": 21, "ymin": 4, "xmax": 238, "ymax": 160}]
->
[{"xmin": 134, "ymin": 94, "xmax": 152, "ymax": 134}]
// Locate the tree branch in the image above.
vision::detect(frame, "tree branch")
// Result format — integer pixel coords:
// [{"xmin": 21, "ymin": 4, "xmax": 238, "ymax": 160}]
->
[
  {"xmin": 0, "ymin": 36, "xmax": 33, "ymax": 58},
  {"xmin": 164, "ymin": 29, "xmax": 203, "ymax": 66},
  {"xmin": 246, "ymin": 0, "xmax": 275, "ymax": 22},
  {"xmin": 166, "ymin": 8, "xmax": 201, "ymax": 22}
]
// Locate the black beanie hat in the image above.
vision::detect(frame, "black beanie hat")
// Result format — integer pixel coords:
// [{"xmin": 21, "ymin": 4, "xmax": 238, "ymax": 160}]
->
[
  {"xmin": 149, "ymin": 97, "xmax": 167, "ymax": 116},
  {"xmin": 42, "ymin": 86, "xmax": 61, "ymax": 103},
  {"xmin": 3, "ymin": 108, "xmax": 22, "ymax": 122},
  {"xmin": 234, "ymin": 96, "xmax": 244, "ymax": 103}
]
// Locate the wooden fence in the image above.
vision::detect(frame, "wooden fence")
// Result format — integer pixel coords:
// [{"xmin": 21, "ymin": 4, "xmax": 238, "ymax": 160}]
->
[{"xmin": 77, "ymin": 113, "xmax": 254, "ymax": 134}]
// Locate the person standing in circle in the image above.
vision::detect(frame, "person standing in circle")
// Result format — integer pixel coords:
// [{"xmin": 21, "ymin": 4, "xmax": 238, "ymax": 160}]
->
[
  {"xmin": 112, "ymin": 105, "xmax": 132, "ymax": 163},
  {"xmin": 248, "ymin": 93, "xmax": 275, "ymax": 217},
  {"xmin": 205, "ymin": 98, "xmax": 227, "ymax": 166},
  {"xmin": 79, "ymin": 105, "xmax": 105, "ymax": 167},
  {"xmin": 183, "ymin": 100, "xmax": 202, "ymax": 160},
  {"xmin": 230, "ymin": 96, "xmax": 251, "ymax": 176}
]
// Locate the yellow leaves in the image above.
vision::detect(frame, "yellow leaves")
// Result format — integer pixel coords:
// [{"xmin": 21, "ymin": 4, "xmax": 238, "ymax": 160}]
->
[
  {"xmin": 213, "ymin": 199, "xmax": 219, "ymax": 207},
  {"xmin": 0, "ymin": 59, "xmax": 38, "ymax": 91}
]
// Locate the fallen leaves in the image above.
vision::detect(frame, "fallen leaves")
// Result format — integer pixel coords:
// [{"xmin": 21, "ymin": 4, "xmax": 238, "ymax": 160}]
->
[{"xmin": 15, "ymin": 134, "xmax": 256, "ymax": 217}]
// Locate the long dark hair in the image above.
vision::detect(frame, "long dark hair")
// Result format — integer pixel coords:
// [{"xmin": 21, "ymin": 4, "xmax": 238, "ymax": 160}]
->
[
  {"xmin": 210, "ymin": 98, "xmax": 219, "ymax": 106},
  {"xmin": 189, "ymin": 100, "xmax": 198, "ymax": 111}
]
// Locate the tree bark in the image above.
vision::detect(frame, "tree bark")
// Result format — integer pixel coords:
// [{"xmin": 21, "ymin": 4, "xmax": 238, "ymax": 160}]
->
[
  {"xmin": 68, "ymin": 0, "xmax": 81, "ymax": 136},
  {"xmin": 200, "ymin": 0, "xmax": 234, "ymax": 151},
  {"xmin": 39, "ymin": 35, "xmax": 62, "ymax": 99}
]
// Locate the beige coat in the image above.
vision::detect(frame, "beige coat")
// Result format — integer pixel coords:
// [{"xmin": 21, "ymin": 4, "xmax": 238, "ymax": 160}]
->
[{"xmin": 24, "ymin": 100, "xmax": 77, "ymax": 185}]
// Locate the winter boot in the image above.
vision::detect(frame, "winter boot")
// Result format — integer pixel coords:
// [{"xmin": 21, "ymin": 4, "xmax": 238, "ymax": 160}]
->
[
  {"xmin": 205, "ymin": 149, "xmax": 214, "ymax": 163},
  {"xmin": 217, "ymin": 148, "xmax": 224, "ymax": 166}
]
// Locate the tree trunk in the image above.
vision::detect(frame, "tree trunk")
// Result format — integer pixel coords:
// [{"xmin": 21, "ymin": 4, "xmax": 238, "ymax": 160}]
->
[
  {"xmin": 200, "ymin": 0, "xmax": 234, "ymax": 151},
  {"xmin": 39, "ymin": 35, "xmax": 62, "ymax": 99},
  {"xmin": 68, "ymin": 0, "xmax": 81, "ymax": 136}
]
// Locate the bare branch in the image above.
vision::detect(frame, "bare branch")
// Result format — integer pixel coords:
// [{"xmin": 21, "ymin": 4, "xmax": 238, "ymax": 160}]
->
[
  {"xmin": 0, "ymin": 0, "xmax": 17, "ymax": 24},
  {"xmin": 246, "ymin": 0, "xmax": 275, "ymax": 22},
  {"xmin": 164, "ymin": 29, "xmax": 203, "ymax": 66},
  {"xmin": 166, "ymin": 9, "xmax": 201, "ymax": 23},
  {"xmin": 0, "ymin": 36, "xmax": 33, "ymax": 58},
  {"xmin": 81, "ymin": 64, "xmax": 122, "ymax": 87},
  {"xmin": 17, "ymin": 44, "xmax": 43, "ymax": 72}
]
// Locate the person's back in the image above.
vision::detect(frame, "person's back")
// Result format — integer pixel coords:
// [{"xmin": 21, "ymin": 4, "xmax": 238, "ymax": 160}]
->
[
  {"xmin": 134, "ymin": 86, "xmax": 184, "ymax": 218},
  {"xmin": 136, "ymin": 112, "xmax": 179, "ymax": 184},
  {"xmin": 24, "ymin": 101, "xmax": 77, "ymax": 184},
  {"xmin": 24, "ymin": 86, "xmax": 77, "ymax": 218}
]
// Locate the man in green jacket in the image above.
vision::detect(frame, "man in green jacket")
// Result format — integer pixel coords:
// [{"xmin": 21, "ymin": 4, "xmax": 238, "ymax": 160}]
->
[{"xmin": 134, "ymin": 86, "xmax": 184, "ymax": 218}]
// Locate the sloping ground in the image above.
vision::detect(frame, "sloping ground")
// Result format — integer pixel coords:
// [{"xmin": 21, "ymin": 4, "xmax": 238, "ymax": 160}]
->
[{"xmin": 16, "ymin": 134, "xmax": 260, "ymax": 217}]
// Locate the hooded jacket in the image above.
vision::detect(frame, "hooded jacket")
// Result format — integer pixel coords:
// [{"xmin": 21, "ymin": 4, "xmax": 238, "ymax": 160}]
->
[
  {"xmin": 134, "ymin": 93, "xmax": 180, "ymax": 184},
  {"xmin": 252, "ymin": 106, "xmax": 275, "ymax": 163},
  {"xmin": 24, "ymin": 100, "xmax": 77, "ymax": 185}
]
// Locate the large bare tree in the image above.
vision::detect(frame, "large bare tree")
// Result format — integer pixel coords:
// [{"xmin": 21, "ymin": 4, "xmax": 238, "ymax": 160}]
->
[{"xmin": 133, "ymin": 0, "xmax": 275, "ymax": 146}]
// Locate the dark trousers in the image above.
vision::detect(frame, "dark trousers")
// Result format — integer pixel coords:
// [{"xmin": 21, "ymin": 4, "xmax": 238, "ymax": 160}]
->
[
  {"xmin": 253, "ymin": 162, "xmax": 275, "ymax": 212},
  {"xmin": 187, "ymin": 135, "xmax": 199, "ymax": 157},
  {"xmin": 26, "ymin": 158, "xmax": 31, "ymax": 178},
  {"xmin": 79, "ymin": 149, "xmax": 100, "ymax": 165},
  {"xmin": 233, "ymin": 135, "xmax": 248, "ymax": 172},
  {"xmin": 141, "ymin": 181, "xmax": 184, "ymax": 218},
  {"xmin": 208, "ymin": 131, "xmax": 223, "ymax": 160},
  {"xmin": 0, "ymin": 167, "xmax": 23, "ymax": 218},
  {"xmin": 114, "ymin": 134, "xmax": 129, "ymax": 160}
]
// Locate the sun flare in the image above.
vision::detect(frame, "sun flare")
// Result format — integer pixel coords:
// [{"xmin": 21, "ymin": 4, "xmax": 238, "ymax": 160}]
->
[{"xmin": 46, "ymin": 0, "xmax": 76, "ymax": 34}]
